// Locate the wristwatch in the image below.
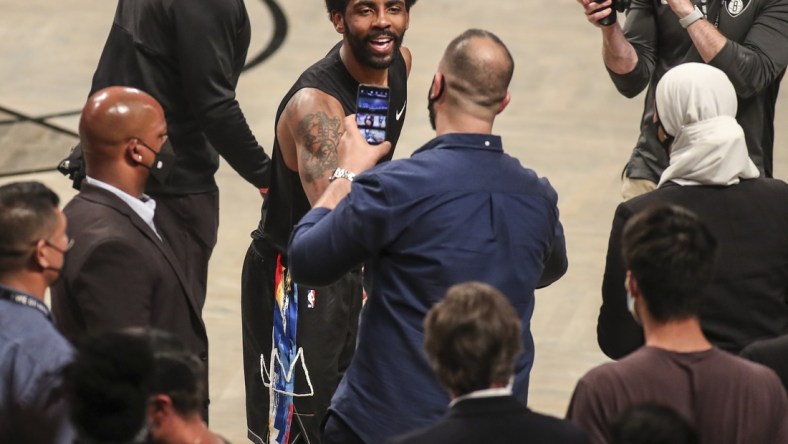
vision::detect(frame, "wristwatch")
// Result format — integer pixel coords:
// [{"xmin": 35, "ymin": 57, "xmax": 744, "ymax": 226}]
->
[
  {"xmin": 328, "ymin": 167, "xmax": 356, "ymax": 183},
  {"xmin": 679, "ymin": 6, "xmax": 704, "ymax": 29}
]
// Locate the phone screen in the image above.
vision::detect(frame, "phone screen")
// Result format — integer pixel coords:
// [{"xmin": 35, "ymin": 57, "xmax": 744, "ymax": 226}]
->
[{"xmin": 356, "ymin": 84, "xmax": 390, "ymax": 145}]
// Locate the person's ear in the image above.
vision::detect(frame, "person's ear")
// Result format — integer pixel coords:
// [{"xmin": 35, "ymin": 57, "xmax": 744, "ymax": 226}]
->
[
  {"xmin": 332, "ymin": 11, "xmax": 345, "ymax": 33},
  {"xmin": 127, "ymin": 139, "xmax": 145, "ymax": 165},
  {"xmin": 429, "ymin": 73, "xmax": 444, "ymax": 101},
  {"xmin": 625, "ymin": 270, "xmax": 640, "ymax": 298},
  {"xmin": 147, "ymin": 394, "xmax": 173, "ymax": 427},
  {"xmin": 33, "ymin": 239, "xmax": 49, "ymax": 270},
  {"xmin": 497, "ymin": 92, "xmax": 511, "ymax": 114}
]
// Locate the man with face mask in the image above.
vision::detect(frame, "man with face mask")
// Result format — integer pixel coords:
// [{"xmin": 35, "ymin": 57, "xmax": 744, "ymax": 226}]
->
[
  {"xmin": 51, "ymin": 86, "xmax": 210, "ymax": 419},
  {"xmin": 287, "ymin": 29, "xmax": 567, "ymax": 443},
  {"xmin": 597, "ymin": 63, "xmax": 788, "ymax": 360},
  {"xmin": 0, "ymin": 181, "xmax": 75, "ymax": 444},
  {"xmin": 241, "ymin": 1, "xmax": 415, "ymax": 442},
  {"xmin": 568, "ymin": 204, "xmax": 788, "ymax": 444}
]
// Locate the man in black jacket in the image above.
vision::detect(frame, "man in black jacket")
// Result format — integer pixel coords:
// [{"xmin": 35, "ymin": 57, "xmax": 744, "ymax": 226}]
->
[
  {"xmin": 84, "ymin": 0, "xmax": 272, "ymax": 308},
  {"xmin": 577, "ymin": 0, "xmax": 788, "ymax": 199},
  {"xmin": 388, "ymin": 282, "xmax": 587, "ymax": 444}
]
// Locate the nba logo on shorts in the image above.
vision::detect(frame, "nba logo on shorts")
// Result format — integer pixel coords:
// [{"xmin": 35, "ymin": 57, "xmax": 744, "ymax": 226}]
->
[{"xmin": 307, "ymin": 290, "xmax": 316, "ymax": 309}]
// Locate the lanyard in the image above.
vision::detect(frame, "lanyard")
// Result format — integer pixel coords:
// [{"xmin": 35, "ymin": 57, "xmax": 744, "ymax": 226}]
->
[
  {"xmin": 695, "ymin": 0, "xmax": 728, "ymax": 28},
  {"xmin": 0, "ymin": 288, "xmax": 53, "ymax": 322},
  {"xmin": 696, "ymin": 0, "xmax": 724, "ymax": 27}
]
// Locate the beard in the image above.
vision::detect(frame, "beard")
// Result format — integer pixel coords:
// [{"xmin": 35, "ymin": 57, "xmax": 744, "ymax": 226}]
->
[{"xmin": 345, "ymin": 28, "xmax": 405, "ymax": 69}]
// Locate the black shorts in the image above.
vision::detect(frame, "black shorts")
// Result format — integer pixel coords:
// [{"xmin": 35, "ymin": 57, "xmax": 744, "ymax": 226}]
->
[{"xmin": 241, "ymin": 239, "xmax": 362, "ymax": 444}]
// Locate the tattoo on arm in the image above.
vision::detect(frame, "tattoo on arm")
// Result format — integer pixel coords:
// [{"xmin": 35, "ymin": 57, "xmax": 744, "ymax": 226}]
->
[{"xmin": 297, "ymin": 112, "xmax": 342, "ymax": 183}]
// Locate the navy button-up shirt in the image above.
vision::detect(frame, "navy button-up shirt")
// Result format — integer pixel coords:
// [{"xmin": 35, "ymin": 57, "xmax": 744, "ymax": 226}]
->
[{"xmin": 289, "ymin": 133, "xmax": 567, "ymax": 443}]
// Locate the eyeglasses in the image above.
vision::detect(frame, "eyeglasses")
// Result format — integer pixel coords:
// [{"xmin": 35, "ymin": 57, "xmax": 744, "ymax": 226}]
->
[
  {"xmin": 44, "ymin": 238, "xmax": 74, "ymax": 255},
  {"xmin": 0, "ymin": 237, "xmax": 73, "ymax": 257}
]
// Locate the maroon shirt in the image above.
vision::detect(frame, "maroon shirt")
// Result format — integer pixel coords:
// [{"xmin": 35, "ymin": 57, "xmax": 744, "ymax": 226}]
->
[{"xmin": 567, "ymin": 346, "xmax": 788, "ymax": 444}]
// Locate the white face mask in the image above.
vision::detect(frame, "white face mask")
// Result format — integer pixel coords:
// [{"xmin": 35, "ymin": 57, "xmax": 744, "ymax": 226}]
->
[{"xmin": 626, "ymin": 291, "xmax": 642, "ymax": 325}]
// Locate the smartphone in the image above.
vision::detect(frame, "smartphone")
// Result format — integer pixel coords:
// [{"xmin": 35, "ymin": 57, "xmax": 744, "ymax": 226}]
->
[{"xmin": 356, "ymin": 84, "xmax": 390, "ymax": 145}]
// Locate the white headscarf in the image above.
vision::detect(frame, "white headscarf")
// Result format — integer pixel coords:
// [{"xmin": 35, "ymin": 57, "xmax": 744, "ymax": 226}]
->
[{"xmin": 655, "ymin": 63, "xmax": 759, "ymax": 188}]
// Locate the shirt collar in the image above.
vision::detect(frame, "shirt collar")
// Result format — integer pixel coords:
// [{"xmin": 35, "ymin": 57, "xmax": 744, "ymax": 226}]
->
[
  {"xmin": 0, "ymin": 283, "xmax": 53, "ymax": 321},
  {"xmin": 85, "ymin": 176, "xmax": 160, "ymax": 238},
  {"xmin": 449, "ymin": 385, "xmax": 513, "ymax": 408},
  {"xmin": 413, "ymin": 133, "xmax": 503, "ymax": 156}
]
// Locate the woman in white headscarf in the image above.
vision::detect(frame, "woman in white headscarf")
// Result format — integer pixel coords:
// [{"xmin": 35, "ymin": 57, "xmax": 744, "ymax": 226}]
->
[
  {"xmin": 654, "ymin": 62, "xmax": 760, "ymax": 187},
  {"xmin": 597, "ymin": 62, "xmax": 788, "ymax": 361}
]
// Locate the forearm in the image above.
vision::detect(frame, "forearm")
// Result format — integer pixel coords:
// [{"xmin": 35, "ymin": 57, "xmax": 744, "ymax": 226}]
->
[
  {"xmin": 203, "ymin": 105, "xmax": 272, "ymax": 188},
  {"xmin": 686, "ymin": 18, "xmax": 727, "ymax": 63},
  {"xmin": 602, "ymin": 24, "xmax": 639, "ymax": 74},
  {"xmin": 313, "ymin": 179, "xmax": 352, "ymax": 210},
  {"xmin": 288, "ymin": 207, "xmax": 356, "ymax": 287}
]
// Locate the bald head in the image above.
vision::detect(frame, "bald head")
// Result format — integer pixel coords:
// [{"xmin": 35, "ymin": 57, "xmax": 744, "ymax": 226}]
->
[
  {"xmin": 440, "ymin": 29, "xmax": 514, "ymax": 113},
  {"xmin": 79, "ymin": 87, "xmax": 165, "ymax": 163}
]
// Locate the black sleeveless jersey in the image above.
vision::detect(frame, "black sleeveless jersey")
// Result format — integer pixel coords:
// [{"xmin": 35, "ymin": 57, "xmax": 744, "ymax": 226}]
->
[{"xmin": 252, "ymin": 42, "xmax": 408, "ymax": 252}]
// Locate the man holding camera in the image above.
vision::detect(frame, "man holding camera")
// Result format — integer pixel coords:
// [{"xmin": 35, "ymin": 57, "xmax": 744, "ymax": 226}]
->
[
  {"xmin": 578, "ymin": 0, "xmax": 788, "ymax": 198},
  {"xmin": 240, "ymin": 1, "xmax": 415, "ymax": 443}
]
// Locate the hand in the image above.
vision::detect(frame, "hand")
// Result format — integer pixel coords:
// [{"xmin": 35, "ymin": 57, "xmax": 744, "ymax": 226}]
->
[
  {"xmin": 578, "ymin": 0, "xmax": 614, "ymax": 28},
  {"xmin": 337, "ymin": 114, "xmax": 392, "ymax": 175}
]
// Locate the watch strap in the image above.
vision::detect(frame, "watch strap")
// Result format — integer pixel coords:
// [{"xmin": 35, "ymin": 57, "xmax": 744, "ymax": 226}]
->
[{"xmin": 679, "ymin": 6, "xmax": 704, "ymax": 28}]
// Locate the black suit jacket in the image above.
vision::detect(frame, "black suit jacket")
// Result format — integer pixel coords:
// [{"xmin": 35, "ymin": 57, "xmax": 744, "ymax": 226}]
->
[
  {"xmin": 386, "ymin": 396, "xmax": 587, "ymax": 444},
  {"xmin": 599, "ymin": 179, "xmax": 788, "ymax": 358},
  {"xmin": 51, "ymin": 184, "xmax": 209, "ymax": 400}
]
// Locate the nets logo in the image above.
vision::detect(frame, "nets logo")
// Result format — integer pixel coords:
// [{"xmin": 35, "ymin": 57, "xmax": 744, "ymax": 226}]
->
[{"xmin": 726, "ymin": 0, "xmax": 751, "ymax": 17}]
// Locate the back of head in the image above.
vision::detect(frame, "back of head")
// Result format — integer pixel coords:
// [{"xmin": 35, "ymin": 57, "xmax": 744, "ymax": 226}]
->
[
  {"xmin": 79, "ymin": 86, "xmax": 164, "ymax": 169},
  {"xmin": 0, "ymin": 181, "xmax": 59, "ymax": 274},
  {"xmin": 655, "ymin": 63, "xmax": 737, "ymax": 137},
  {"xmin": 324, "ymin": 0, "xmax": 418, "ymax": 17},
  {"xmin": 146, "ymin": 333, "xmax": 206, "ymax": 418},
  {"xmin": 424, "ymin": 282, "xmax": 522, "ymax": 396},
  {"xmin": 63, "ymin": 328, "xmax": 206, "ymax": 443},
  {"xmin": 63, "ymin": 331, "xmax": 155, "ymax": 444},
  {"xmin": 622, "ymin": 204, "xmax": 717, "ymax": 322},
  {"xmin": 440, "ymin": 29, "xmax": 514, "ymax": 115},
  {"xmin": 609, "ymin": 404, "xmax": 699, "ymax": 444}
]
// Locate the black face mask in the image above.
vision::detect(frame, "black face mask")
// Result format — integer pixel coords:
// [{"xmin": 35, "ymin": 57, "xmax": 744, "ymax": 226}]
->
[
  {"xmin": 427, "ymin": 75, "xmax": 445, "ymax": 131},
  {"xmin": 138, "ymin": 139, "xmax": 176, "ymax": 184},
  {"xmin": 655, "ymin": 118, "xmax": 675, "ymax": 156}
]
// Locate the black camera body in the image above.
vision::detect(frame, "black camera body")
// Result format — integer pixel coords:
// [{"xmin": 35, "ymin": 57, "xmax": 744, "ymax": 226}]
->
[{"xmin": 599, "ymin": 0, "xmax": 632, "ymax": 26}]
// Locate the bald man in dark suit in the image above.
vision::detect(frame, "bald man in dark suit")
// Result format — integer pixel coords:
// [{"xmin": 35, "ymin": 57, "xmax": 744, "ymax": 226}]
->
[{"xmin": 51, "ymin": 86, "xmax": 210, "ymax": 417}]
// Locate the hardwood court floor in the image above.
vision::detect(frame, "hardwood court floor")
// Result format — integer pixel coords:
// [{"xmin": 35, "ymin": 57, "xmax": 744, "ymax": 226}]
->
[{"xmin": 2, "ymin": 1, "xmax": 788, "ymax": 441}]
